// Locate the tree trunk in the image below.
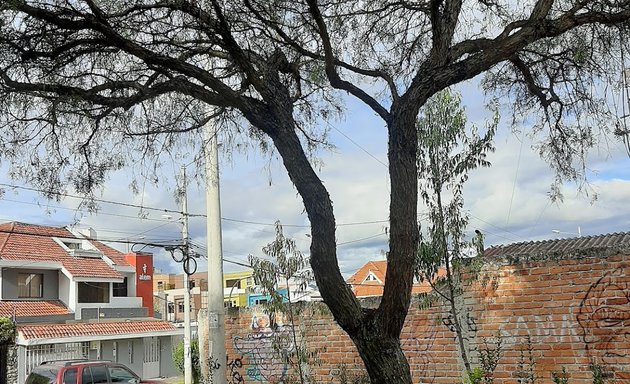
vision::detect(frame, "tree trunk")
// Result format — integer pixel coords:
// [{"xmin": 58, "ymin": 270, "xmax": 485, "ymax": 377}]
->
[
  {"xmin": 349, "ymin": 318, "xmax": 413, "ymax": 384},
  {"xmin": 246, "ymin": 79, "xmax": 420, "ymax": 383}
]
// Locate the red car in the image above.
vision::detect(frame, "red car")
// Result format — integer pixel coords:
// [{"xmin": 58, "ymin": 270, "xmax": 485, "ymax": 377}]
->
[{"xmin": 25, "ymin": 360, "xmax": 159, "ymax": 384}]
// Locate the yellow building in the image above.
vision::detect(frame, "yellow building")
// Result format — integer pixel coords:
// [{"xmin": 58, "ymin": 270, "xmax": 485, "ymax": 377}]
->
[{"xmin": 223, "ymin": 270, "xmax": 255, "ymax": 308}]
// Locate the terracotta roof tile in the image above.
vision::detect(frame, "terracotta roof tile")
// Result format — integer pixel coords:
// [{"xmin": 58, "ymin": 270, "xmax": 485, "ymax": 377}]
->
[
  {"xmin": 18, "ymin": 320, "xmax": 179, "ymax": 340},
  {"xmin": 0, "ymin": 222, "xmax": 122, "ymax": 279},
  {"xmin": 347, "ymin": 260, "xmax": 387, "ymax": 285},
  {"xmin": 90, "ymin": 241, "xmax": 130, "ymax": 266},
  {"xmin": 0, "ymin": 300, "xmax": 71, "ymax": 317},
  {"xmin": 0, "ymin": 222, "xmax": 74, "ymax": 238},
  {"xmin": 484, "ymin": 231, "xmax": 630, "ymax": 259},
  {"xmin": 63, "ymin": 257, "xmax": 123, "ymax": 278},
  {"xmin": 347, "ymin": 260, "xmax": 441, "ymax": 298}
]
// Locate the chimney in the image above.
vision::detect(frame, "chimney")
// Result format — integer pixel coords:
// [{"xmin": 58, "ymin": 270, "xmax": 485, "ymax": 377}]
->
[{"xmin": 78, "ymin": 227, "xmax": 97, "ymax": 240}]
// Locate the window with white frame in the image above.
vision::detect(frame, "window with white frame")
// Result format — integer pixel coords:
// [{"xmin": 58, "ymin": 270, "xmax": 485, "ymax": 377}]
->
[{"xmin": 363, "ymin": 272, "xmax": 380, "ymax": 283}]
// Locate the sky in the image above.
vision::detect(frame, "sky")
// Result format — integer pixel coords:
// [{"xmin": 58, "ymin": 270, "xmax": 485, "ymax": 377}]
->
[{"xmin": 1, "ymin": 77, "xmax": 629, "ymax": 278}]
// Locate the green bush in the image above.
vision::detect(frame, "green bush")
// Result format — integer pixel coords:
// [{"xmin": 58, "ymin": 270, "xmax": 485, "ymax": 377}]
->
[
  {"xmin": 464, "ymin": 367, "xmax": 485, "ymax": 384},
  {"xmin": 0, "ymin": 317, "xmax": 15, "ymax": 344},
  {"xmin": 173, "ymin": 339, "xmax": 201, "ymax": 383},
  {"xmin": 551, "ymin": 367, "xmax": 568, "ymax": 384}
]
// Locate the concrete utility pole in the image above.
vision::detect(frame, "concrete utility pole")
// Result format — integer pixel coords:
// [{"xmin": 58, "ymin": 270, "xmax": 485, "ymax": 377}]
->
[
  {"xmin": 203, "ymin": 122, "xmax": 227, "ymax": 383},
  {"xmin": 181, "ymin": 166, "xmax": 193, "ymax": 384}
]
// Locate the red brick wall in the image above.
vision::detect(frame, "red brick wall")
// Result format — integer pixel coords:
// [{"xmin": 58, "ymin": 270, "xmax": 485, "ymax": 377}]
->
[{"xmin": 222, "ymin": 252, "xmax": 630, "ymax": 383}]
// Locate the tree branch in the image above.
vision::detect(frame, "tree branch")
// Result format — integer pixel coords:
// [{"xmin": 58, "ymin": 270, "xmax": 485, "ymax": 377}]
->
[{"xmin": 305, "ymin": 0, "xmax": 391, "ymax": 122}]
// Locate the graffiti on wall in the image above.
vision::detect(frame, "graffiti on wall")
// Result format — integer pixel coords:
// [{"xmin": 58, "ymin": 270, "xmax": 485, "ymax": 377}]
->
[
  {"xmin": 442, "ymin": 312, "xmax": 478, "ymax": 337},
  {"xmin": 577, "ymin": 267, "xmax": 630, "ymax": 367},
  {"xmin": 232, "ymin": 310, "xmax": 295, "ymax": 383},
  {"xmin": 226, "ymin": 356, "xmax": 245, "ymax": 384},
  {"xmin": 496, "ymin": 314, "xmax": 580, "ymax": 347},
  {"xmin": 402, "ymin": 320, "xmax": 437, "ymax": 383}
]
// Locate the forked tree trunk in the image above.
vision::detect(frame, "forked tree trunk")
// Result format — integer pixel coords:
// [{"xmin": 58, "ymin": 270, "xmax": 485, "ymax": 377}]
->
[
  {"xmin": 250, "ymin": 84, "xmax": 418, "ymax": 384},
  {"xmin": 350, "ymin": 324, "xmax": 413, "ymax": 383}
]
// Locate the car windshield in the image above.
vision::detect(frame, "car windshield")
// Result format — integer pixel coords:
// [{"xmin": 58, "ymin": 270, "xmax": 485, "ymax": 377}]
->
[{"xmin": 26, "ymin": 366, "xmax": 59, "ymax": 384}]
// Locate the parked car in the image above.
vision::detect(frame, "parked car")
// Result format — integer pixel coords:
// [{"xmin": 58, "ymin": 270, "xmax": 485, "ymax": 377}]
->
[{"xmin": 25, "ymin": 360, "xmax": 158, "ymax": 384}]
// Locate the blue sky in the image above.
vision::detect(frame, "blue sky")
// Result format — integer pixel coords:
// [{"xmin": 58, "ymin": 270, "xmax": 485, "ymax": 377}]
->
[{"xmin": 1, "ymin": 78, "xmax": 629, "ymax": 277}]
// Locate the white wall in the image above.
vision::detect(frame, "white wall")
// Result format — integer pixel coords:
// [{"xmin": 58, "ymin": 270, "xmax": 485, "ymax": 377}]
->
[
  {"xmin": 58, "ymin": 272, "xmax": 71, "ymax": 309},
  {"xmin": 124, "ymin": 272, "xmax": 137, "ymax": 296}
]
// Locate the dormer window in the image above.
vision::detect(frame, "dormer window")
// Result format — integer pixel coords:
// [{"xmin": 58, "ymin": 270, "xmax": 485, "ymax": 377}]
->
[
  {"xmin": 52, "ymin": 237, "xmax": 103, "ymax": 258},
  {"xmin": 64, "ymin": 242, "xmax": 80, "ymax": 250},
  {"xmin": 363, "ymin": 271, "xmax": 381, "ymax": 284}
]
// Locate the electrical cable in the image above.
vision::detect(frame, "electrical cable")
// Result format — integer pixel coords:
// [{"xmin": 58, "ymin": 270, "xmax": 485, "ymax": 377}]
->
[
  {"xmin": 505, "ymin": 132, "xmax": 525, "ymax": 229},
  {"xmin": 1, "ymin": 182, "xmax": 394, "ymax": 228},
  {"xmin": 0, "ymin": 182, "xmax": 203, "ymax": 217},
  {"xmin": 325, "ymin": 121, "xmax": 388, "ymax": 168}
]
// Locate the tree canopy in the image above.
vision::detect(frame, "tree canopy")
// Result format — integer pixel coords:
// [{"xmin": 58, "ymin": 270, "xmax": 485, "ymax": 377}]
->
[{"xmin": 2, "ymin": 1, "xmax": 630, "ymax": 382}]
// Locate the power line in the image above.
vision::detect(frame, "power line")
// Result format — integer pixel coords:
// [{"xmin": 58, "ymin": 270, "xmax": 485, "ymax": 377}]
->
[
  {"xmin": 0, "ymin": 227, "xmax": 182, "ymax": 249},
  {"xmin": 1, "ymin": 182, "xmax": 393, "ymax": 228},
  {"xmin": 0, "ymin": 182, "xmax": 202, "ymax": 217},
  {"xmin": 325, "ymin": 121, "xmax": 388, "ymax": 168},
  {"xmin": 505, "ymin": 132, "xmax": 525, "ymax": 229},
  {"xmin": 338, "ymin": 232, "xmax": 387, "ymax": 246},
  {"xmin": 466, "ymin": 212, "xmax": 523, "ymax": 243},
  {"xmin": 0, "ymin": 197, "xmax": 173, "ymax": 223}
]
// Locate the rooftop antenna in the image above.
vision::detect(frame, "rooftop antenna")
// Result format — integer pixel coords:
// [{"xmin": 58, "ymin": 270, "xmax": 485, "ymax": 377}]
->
[{"xmin": 551, "ymin": 226, "xmax": 582, "ymax": 238}]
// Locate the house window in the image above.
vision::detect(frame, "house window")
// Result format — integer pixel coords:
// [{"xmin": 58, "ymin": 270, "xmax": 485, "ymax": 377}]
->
[
  {"xmin": 364, "ymin": 272, "xmax": 379, "ymax": 282},
  {"xmin": 78, "ymin": 282, "xmax": 110, "ymax": 303},
  {"xmin": 157, "ymin": 282, "xmax": 163, "ymax": 291},
  {"xmin": 225, "ymin": 279, "xmax": 240, "ymax": 289},
  {"xmin": 177, "ymin": 301, "xmax": 185, "ymax": 313},
  {"xmin": 113, "ymin": 277, "xmax": 128, "ymax": 297},
  {"xmin": 18, "ymin": 273, "xmax": 43, "ymax": 298}
]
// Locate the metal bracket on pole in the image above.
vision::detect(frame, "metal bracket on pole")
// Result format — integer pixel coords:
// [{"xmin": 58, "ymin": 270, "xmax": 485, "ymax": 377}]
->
[{"xmin": 208, "ymin": 312, "xmax": 219, "ymax": 329}]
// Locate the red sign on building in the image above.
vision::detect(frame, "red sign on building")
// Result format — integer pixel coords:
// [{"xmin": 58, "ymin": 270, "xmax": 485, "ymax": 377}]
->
[{"xmin": 125, "ymin": 252, "xmax": 154, "ymax": 317}]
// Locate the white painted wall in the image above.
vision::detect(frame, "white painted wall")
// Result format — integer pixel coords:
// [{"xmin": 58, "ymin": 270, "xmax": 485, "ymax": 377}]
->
[
  {"xmin": 58, "ymin": 272, "xmax": 70, "ymax": 309},
  {"xmin": 124, "ymin": 272, "xmax": 137, "ymax": 296}
]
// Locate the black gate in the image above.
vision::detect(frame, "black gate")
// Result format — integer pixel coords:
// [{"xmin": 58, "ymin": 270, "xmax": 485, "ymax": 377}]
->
[{"xmin": 0, "ymin": 343, "xmax": 8, "ymax": 384}]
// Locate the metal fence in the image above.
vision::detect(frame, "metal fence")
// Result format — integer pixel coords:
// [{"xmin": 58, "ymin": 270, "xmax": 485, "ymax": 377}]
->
[{"xmin": 25, "ymin": 342, "xmax": 89, "ymax": 377}]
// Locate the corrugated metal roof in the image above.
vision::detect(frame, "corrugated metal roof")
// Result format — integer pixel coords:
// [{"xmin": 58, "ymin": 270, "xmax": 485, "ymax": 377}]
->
[{"xmin": 484, "ymin": 232, "xmax": 630, "ymax": 259}]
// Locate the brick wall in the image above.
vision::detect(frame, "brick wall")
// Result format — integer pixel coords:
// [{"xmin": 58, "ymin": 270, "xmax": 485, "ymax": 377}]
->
[{"xmin": 222, "ymin": 251, "xmax": 630, "ymax": 383}]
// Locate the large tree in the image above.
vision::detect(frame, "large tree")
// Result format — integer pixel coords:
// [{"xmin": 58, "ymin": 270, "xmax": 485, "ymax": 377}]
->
[{"xmin": 1, "ymin": 1, "xmax": 630, "ymax": 382}]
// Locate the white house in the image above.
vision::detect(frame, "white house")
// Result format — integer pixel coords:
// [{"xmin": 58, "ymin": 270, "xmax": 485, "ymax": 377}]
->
[{"xmin": 0, "ymin": 222, "xmax": 182, "ymax": 384}]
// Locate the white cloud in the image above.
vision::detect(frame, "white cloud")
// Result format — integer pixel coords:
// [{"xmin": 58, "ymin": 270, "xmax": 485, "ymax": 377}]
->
[{"xmin": 1, "ymin": 88, "xmax": 629, "ymax": 280}]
